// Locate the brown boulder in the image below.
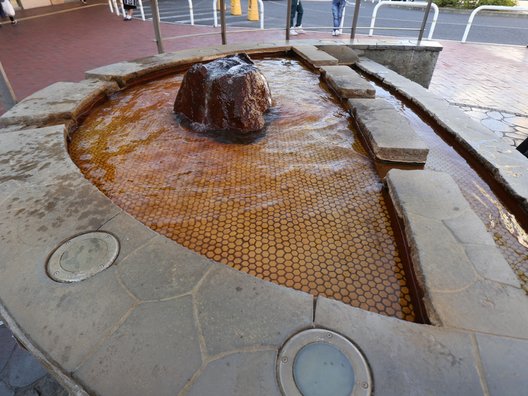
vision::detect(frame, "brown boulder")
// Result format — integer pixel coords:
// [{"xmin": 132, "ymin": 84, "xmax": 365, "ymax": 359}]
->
[{"xmin": 174, "ymin": 54, "xmax": 272, "ymax": 134}]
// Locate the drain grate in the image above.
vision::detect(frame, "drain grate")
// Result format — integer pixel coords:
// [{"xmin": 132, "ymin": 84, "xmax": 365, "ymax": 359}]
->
[
  {"xmin": 278, "ymin": 329, "xmax": 371, "ymax": 396},
  {"xmin": 47, "ymin": 231, "xmax": 119, "ymax": 283}
]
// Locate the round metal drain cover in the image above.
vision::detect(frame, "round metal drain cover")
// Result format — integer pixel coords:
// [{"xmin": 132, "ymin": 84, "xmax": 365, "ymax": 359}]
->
[
  {"xmin": 47, "ymin": 231, "xmax": 119, "ymax": 283},
  {"xmin": 278, "ymin": 329, "xmax": 371, "ymax": 396}
]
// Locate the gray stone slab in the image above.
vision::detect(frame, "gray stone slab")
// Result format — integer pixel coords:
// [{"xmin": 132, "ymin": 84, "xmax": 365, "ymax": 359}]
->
[
  {"xmin": 0, "ymin": 326, "xmax": 16, "ymax": 373},
  {"xmin": 0, "ymin": 125, "xmax": 69, "ymax": 186},
  {"xmin": 430, "ymin": 280, "xmax": 528, "ymax": 339},
  {"xmin": 386, "ymin": 169, "xmax": 471, "ymax": 221},
  {"xmin": 99, "ymin": 212, "xmax": 157, "ymax": 265},
  {"xmin": 0, "ymin": 381, "xmax": 13, "ymax": 396},
  {"xmin": 476, "ymin": 334, "xmax": 528, "ymax": 396},
  {"xmin": 405, "ymin": 212, "xmax": 477, "ymax": 292},
  {"xmin": 349, "ymin": 98, "xmax": 429, "ymax": 163},
  {"xmin": 186, "ymin": 350, "xmax": 281, "ymax": 396},
  {"xmin": 118, "ymin": 235, "xmax": 211, "ymax": 301},
  {"xmin": 0, "ymin": 80, "xmax": 118, "ymax": 129},
  {"xmin": 6, "ymin": 346, "xmax": 47, "ymax": 388},
  {"xmin": 292, "ymin": 45, "xmax": 338, "ymax": 68},
  {"xmin": 315, "ymin": 297, "xmax": 485, "ymax": 396},
  {"xmin": 16, "ymin": 374, "xmax": 69, "ymax": 396},
  {"xmin": 0, "ymin": 264, "xmax": 134, "ymax": 372},
  {"xmin": 320, "ymin": 66, "xmax": 375, "ymax": 98},
  {"xmin": 74, "ymin": 297, "xmax": 202, "ymax": 396},
  {"xmin": 358, "ymin": 59, "xmax": 528, "ymax": 214},
  {"xmin": 195, "ymin": 265, "xmax": 313, "ymax": 356},
  {"xmin": 317, "ymin": 45, "xmax": 360, "ymax": 65},
  {"xmin": 386, "ymin": 169, "xmax": 526, "ymax": 332}
]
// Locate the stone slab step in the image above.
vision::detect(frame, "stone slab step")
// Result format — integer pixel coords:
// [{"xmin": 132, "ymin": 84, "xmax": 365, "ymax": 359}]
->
[
  {"xmin": 386, "ymin": 169, "xmax": 528, "ymax": 339},
  {"xmin": 291, "ymin": 45, "xmax": 338, "ymax": 68},
  {"xmin": 357, "ymin": 58, "xmax": 528, "ymax": 215},
  {"xmin": 317, "ymin": 45, "xmax": 360, "ymax": 65},
  {"xmin": 348, "ymin": 98, "xmax": 429, "ymax": 164},
  {"xmin": 320, "ymin": 66, "xmax": 375, "ymax": 99}
]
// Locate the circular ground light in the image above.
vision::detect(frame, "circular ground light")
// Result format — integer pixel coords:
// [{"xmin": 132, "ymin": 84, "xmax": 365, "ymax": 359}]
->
[
  {"xmin": 278, "ymin": 329, "xmax": 371, "ymax": 396},
  {"xmin": 47, "ymin": 231, "xmax": 120, "ymax": 283}
]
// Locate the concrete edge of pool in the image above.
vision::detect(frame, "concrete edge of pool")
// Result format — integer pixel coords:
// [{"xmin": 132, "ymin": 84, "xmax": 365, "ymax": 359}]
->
[{"xmin": 0, "ymin": 41, "xmax": 527, "ymax": 396}]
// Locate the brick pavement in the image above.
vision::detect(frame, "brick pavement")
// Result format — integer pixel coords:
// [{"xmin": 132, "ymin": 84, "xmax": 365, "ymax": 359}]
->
[{"xmin": 0, "ymin": 3, "xmax": 527, "ymax": 395}]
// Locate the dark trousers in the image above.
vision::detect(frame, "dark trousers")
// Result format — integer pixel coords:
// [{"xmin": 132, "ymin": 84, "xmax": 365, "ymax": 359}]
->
[{"xmin": 290, "ymin": 0, "xmax": 303, "ymax": 28}]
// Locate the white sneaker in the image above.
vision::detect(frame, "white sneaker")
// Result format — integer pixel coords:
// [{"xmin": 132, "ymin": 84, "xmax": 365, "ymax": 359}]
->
[
  {"xmin": 289, "ymin": 28, "xmax": 298, "ymax": 36},
  {"xmin": 295, "ymin": 25, "xmax": 305, "ymax": 34},
  {"xmin": 332, "ymin": 29, "xmax": 338, "ymax": 36}
]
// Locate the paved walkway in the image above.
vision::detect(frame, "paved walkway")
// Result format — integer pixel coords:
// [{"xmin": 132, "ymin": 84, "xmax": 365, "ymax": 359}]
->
[{"xmin": 0, "ymin": 2, "xmax": 527, "ymax": 395}]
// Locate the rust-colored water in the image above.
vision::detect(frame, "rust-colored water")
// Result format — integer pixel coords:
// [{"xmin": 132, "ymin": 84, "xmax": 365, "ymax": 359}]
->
[{"xmin": 70, "ymin": 59, "xmax": 415, "ymax": 321}]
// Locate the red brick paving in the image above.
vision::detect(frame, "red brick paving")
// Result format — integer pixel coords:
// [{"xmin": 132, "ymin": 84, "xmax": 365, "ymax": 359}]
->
[
  {"xmin": 1, "ymin": 1, "xmax": 527, "ymax": 117},
  {"xmin": 429, "ymin": 40, "xmax": 528, "ymax": 115}
]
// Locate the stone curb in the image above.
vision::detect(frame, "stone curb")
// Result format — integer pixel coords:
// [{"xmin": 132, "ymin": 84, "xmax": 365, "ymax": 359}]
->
[
  {"xmin": 86, "ymin": 43, "xmax": 293, "ymax": 87},
  {"xmin": 357, "ymin": 59, "xmax": 528, "ymax": 215},
  {"xmin": 386, "ymin": 169, "xmax": 528, "ymax": 339},
  {"xmin": 0, "ymin": 80, "xmax": 119, "ymax": 131}
]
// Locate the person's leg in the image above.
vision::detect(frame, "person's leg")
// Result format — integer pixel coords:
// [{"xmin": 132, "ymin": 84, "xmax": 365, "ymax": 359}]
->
[
  {"xmin": 332, "ymin": 0, "xmax": 340, "ymax": 30},
  {"xmin": 9, "ymin": 15, "xmax": 17, "ymax": 24},
  {"xmin": 290, "ymin": 0, "xmax": 298, "ymax": 28},
  {"xmin": 338, "ymin": 0, "xmax": 345, "ymax": 30},
  {"xmin": 295, "ymin": 0, "xmax": 303, "ymax": 28}
]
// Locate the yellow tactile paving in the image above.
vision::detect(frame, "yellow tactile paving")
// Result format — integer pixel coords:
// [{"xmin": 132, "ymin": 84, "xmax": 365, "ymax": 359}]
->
[{"xmin": 69, "ymin": 58, "xmax": 415, "ymax": 321}]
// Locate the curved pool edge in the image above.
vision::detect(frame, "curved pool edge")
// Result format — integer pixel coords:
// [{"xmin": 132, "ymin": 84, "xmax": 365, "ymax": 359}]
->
[{"xmin": 0, "ymin": 41, "xmax": 527, "ymax": 395}]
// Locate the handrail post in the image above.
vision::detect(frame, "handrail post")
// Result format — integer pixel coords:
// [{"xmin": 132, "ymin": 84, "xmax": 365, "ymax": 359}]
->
[
  {"xmin": 428, "ymin": 4, "xmax": 438, "ymax": 40},
  {"xmin": 213, "ymin": 0, "xmax": 218, "ymax": 27},
  {"xmin": 286, "ymin": 0, "xmax": 292, "ymax": 40},
  {"xmin": 137, "ymin": 0, "xmax": 145, "ymax": 21},
  {"xmin": 369, "ymin": 2, "xmax": 381, "ymax": 36},
  {"xmin": 462, "ymin": 5, "xmax": 481, "ymax": 43},
  {"xmin": 417, "ymin": 0, "xmax": 433, "ymax": 44},
  {"xmin": 188, "ymin": 0, "xmax": 194, "ymax": 25},
  {"xmin": 258, "ymin": 0, "xmax": 264, "ymax": 29},
  {"xmin": 150, "ymin": 0, "xmax": 164, "ymax": 53},
  {"xmin": 350, "ymin": 0, "xmax": 361, "ymax": 41},
  {"xmin": 219, "ymin": 0, "xmax": 227, "ymax": 44}
]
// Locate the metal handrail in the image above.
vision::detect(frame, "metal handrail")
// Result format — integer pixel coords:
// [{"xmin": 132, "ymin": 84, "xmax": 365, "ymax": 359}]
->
[
  {"xmin": 461, "ymin": 5, "xmax": 528, "ymax": 43},
  {"xmin": 188, "ymin": 0, "xmax": 194, "ymax": 25},
  {"xmin": 213, "ymin": 0, "xmax": 264, "ymax": 29},
  {"xmin": 369, "ymin": 1, "xmax": 438, "ymax": 40}
]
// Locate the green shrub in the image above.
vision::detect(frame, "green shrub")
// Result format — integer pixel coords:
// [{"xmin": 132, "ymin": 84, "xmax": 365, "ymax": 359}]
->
[{"xmin": 433, "ymin": 0, "xmax": 516, "ymax": 8}]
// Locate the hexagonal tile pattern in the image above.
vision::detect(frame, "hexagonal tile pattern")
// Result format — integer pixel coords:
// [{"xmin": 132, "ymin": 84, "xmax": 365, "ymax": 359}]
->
[{"xmin": 69, "ymin": 59, "xmax": 416, "ymax": 321}]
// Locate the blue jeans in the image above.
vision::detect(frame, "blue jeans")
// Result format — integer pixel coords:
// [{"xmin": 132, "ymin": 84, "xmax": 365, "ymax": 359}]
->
[
  {"xmin": 290, "ymin": 0, "xmax": 303, "ymax": 28},
  {"xmin": 332, "ymin": 0, "xmax": 346, "ymax": 29}
]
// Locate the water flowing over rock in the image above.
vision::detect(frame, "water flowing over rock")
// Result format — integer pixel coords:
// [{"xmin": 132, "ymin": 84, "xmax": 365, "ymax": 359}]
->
[{"xmin": 174, "ymin": 54, "xmax": 272, "ymax": 135}]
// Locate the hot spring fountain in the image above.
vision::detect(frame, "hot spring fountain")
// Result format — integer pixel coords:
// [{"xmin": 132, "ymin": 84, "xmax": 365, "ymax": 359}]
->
[{"xmin": 0, "ymin": 42, "xmax": 527, "ymax": 396}]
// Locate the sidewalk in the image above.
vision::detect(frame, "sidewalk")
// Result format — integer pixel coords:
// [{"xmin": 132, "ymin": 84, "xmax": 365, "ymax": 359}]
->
[{"xmin": 0, "ymin": 2, "xmax": 527, "ymax": 395}]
